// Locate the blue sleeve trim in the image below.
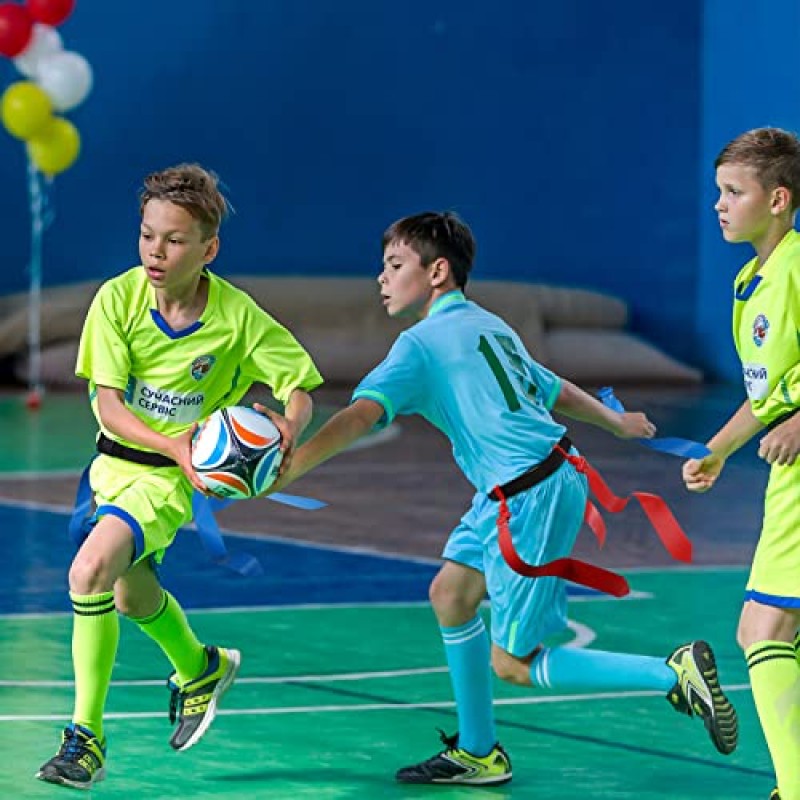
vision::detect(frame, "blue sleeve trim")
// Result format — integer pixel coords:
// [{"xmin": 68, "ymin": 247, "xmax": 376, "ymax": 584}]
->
[
  {"xmin": 95, "ymin": 504, "xmax": 145, "ymax": 563},
  {"xmin": 744, "ymin": 589, "xmax": 800, "ymax": 608},
  {"xmin": 352, "ymin": 388, "xmax": 394, "ymax": 429}
]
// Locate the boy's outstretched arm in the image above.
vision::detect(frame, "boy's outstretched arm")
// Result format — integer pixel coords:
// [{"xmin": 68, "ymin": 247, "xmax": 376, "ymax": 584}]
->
[
  {"xmin": 254, "ymin": 389, "xmax": 314, "ymax": 476},
  {"xmin": 683, "ymin": 399, "xmax": 763, "ymax": 492},
  {"xmin": 269, "ymin": 398, "xmax": 385, "ymax": 491},
  {"xmin": 704, "ymin": 399, "xmax": 763, "ymax": 459},
  {"xmin": 553, "ymin": 379, "xmax": 656, "ymax": 440}
]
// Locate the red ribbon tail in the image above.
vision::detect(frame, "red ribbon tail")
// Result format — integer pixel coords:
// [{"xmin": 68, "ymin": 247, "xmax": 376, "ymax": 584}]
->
[
  {"xmin": 581, "ymin": 460, "xmax": 629, "ymax": 514},
  {"xmin": 583, "ymin": 500, "xmax": 606, "ymax": 547},
  {"xmin": 567, "ymin": 453, "xmax": 693, "ymax": 565},
  {"xmin": 633, "ymin": 492, "xmax": 693, "ymax": 563},
  {"xmin": 496, "ymin": 494, "xmax": 629, "ymax": 597}
]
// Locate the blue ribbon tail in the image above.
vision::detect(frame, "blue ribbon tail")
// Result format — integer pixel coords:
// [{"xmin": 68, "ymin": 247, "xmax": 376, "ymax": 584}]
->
[
  {"xmin": 639, "ymin": 437, "xmax": 711, "ymax": 460},
  {"xmin": 597, "ymin": 386, "xmax": 711, "ymax": 459},
  {"xmin": 68, "ymin": 460, "xmax": 96, "ymax": 548},
  {"xmin": 265, "ymin": 492, "xmax": 328, "ymax": 510},
  {"xmin": 191, "ymin": 492, "xmax": 263, "ymax": 576},
  {"xmin": 597, "ymin": 386, "xmax": 625, "ymax": 413}
]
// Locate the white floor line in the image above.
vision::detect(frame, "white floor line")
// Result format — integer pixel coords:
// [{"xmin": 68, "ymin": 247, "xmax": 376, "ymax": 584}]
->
[
  {"xmin": 0, "ymin": 665, "xmax": 451, "ymax": 688},
  {"xmin": 0, "ymin": 469, "xmax": 83, "ymax": 481},
  {"xmin": 0, "ymin": 496, "xmax": 753, "ymax": 574},
  {"xmin": 0, "ymin": 683, "xmax": 753, "ymax": 724},
  {"xmin": 0, "ymin": 494, "xmax": 446, "ymax": 567},
  {"xmin": 0, "ymin": 589, "xmax": 652, "ymax": 621},
  {"xmin": 0, "ymin": 620, "xmax": 595, "ymax": 689}
]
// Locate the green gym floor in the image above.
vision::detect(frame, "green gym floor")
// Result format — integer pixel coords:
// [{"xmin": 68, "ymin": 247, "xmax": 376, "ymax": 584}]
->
[{"xmin": 0, "ymin": 389, "xmax": 776, "ymax": 798}]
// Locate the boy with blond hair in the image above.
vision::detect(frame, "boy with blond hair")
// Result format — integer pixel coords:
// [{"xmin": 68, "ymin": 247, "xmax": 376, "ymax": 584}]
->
[
  {"xmin": 683, "ymin": 127, "xmax": 800, "ymax": 800},
  {"xmin": 36, "ymin": 163, "xmax": 322, "ymax": 789}
]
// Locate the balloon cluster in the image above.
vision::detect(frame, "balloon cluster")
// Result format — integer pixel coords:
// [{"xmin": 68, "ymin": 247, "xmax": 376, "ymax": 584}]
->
[{"xmin": 0, "ymin": 0, "xmax": 89, "ymax": 176}]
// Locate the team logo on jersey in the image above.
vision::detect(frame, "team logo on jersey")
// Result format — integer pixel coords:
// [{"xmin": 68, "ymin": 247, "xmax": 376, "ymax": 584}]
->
[
  {"xmin": 190, "ymin": 354, "xmax": 216, "ymax": 380},
  {"xmin": 752, "ymin": 314, "xmax": 769, "ymax": 347}
]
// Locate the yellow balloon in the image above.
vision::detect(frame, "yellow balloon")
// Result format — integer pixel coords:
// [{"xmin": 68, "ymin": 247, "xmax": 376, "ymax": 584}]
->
[
  {"xmin": 27, "ymin": 116, "xmax": 80, "ymax": 176},
  {"xmin": 1, "ymin": 81, "xmax": 53, "ymax": 140}
]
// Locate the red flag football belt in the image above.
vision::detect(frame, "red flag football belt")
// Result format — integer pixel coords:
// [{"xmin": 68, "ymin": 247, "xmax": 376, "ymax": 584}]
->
[{"xmin": 488, "ymin": 437, "xmax": 692, "ymax": 598}]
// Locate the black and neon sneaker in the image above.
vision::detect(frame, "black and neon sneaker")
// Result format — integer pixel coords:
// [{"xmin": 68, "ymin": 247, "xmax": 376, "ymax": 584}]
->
[
  {"xmin": 769, "ymin": 790, "xmax": 780, "ymax": 800},
  {"xmin": 35, "ymin": 723, "xmax": 106, "ymax": 789},
  {"xmin": 167, "ymin": 645, "xmax": 240, "ymax": 751},
  {"xmin": 396, "ymin": 730, "xmax": 512, "ymax": 786},
  {"xmin": 666, "ymin": 640, "xmax": 738, "ymax": 755}
]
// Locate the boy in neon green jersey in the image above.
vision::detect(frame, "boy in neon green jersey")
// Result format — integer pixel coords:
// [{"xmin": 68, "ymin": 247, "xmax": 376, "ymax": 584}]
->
[
  {"xmin": 36, "ymin": 163, "xmax": 322, "ymax": 790},
  {"xmin": 683, "ymin": 128, "xmax": 800, "ymax": 800}
]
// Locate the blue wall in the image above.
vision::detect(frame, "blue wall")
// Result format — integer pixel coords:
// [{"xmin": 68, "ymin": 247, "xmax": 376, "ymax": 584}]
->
[
  {"xmin": 698, "ymin": 0, "xmax": 800, "ymax": 382},
  {"xmin": 1, "ymin": 1, "xmax": 700, "ymax": 362}
]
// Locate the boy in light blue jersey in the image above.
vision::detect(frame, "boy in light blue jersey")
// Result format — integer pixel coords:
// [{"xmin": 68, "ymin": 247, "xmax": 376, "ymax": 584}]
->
[
  {"xmin": 683, "ymin": 127, "xmax": 800, "ymax": 800},
  {"xmin": 36, "ymin": 164, "xmax": 322, "ymax": 790},
  {"xmin": 271, "ymin": 211, "xmax": 738, "ymax": 786}
]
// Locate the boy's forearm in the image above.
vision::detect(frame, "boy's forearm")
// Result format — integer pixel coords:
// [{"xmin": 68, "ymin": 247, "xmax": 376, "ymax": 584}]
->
[
  {"xmin": 707, "ymin": 399, "xmax": 764, "ymax": 458},
  {"xmin": 289, "ymin": 400, "xmax": 382, "ymax": 482},
  {"xmin": 283, "ymin": 389, "xmax": 314, "ymax": 438},
  {"xmin": 96, "ymin": 387, "xmax": 175, "ymax": 454},
  {"xmin": 552, "ymin": 379, "xmax": 621, "ymax": 434}
]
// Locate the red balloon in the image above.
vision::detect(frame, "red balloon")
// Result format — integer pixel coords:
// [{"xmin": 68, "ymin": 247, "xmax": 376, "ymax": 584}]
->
[
  {"xmin": 0, "ymin": 3, "xmax": 33, "ymax": 57},
  {"xmin": 26, "ymin": 0, "xmax": 75, "ymax": 26}
]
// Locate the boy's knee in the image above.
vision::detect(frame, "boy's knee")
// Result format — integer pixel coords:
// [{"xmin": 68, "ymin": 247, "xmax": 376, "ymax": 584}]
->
[
  {"xmin": 68, "ymin": 553, "xmax": 114, "ymax": 595},
  {"xmin": 737, "ymin": 602, "xmax": 800, "ymax": 650},
  {"xmin": 429, "ymin": 571, "xmax": 480, "ymax": 620}
]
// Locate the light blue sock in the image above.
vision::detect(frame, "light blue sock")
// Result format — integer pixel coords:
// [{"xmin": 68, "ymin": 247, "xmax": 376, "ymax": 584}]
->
[
  {"xmin": 530, "ymin": 646, "xmax": 676, "ymax": 691},
  {"xmin": 441, "ymin": 615, "xmax": 496, "ymax": 756}
]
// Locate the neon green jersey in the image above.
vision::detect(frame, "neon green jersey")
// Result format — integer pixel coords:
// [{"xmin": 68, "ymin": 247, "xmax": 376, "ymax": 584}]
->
[
  {"xmin": 732, "ymin": 229, "xmax": 800, "ymax": 424},
  {"xmin": 76, "ymin": 267, "xmax": 323, "ymax": 448}
]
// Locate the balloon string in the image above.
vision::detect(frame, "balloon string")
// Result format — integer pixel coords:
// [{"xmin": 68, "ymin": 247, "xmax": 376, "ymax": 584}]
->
[
  {"xmin": 27, "ymin": 156, "xmax": 43, "ymax": 396},
  {"xmin": 26, "ymin": 157, "xmax": 54, "ymax": 397}
]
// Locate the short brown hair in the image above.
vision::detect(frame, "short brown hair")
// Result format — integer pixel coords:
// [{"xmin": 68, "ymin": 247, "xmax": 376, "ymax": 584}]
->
[
  {"xmin": 715, "ymin": 128, "xmax": 800, "ymax": 210},
  {"xmin": 382, "ymin": 211, "xmax": 475, "ymax": 289},
  {"xmin": 139, "ymin": 163, "xmax": 229, "ymax": 239}
]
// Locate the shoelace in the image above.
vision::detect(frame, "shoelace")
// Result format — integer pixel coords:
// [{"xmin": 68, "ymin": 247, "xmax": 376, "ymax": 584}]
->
[
  {"xmin": 58, "ymin": 728, "xmax": 86, "ymax": 762},
  {"xmin": 168, "ymin": 680, "xmax": 182, "ymax": 724},
  {"xmin": 436, "ymin": 728, "xmax": 459, "ymax": 751}
]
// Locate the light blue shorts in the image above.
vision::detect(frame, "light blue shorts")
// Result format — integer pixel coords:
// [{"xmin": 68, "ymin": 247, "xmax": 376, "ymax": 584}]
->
[{"xmin": 442, "ymin": 461, "xmax": 588, "ymax": 657}]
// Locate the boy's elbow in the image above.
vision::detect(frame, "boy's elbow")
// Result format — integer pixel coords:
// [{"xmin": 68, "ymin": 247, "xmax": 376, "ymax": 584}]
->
[
  {"xmin": 552, "ymin": 380, "xmax": 573, "ymax": 411},
  {"xmin": 351, "ymin": 398, "xmax": 385, "ymax": 430}
]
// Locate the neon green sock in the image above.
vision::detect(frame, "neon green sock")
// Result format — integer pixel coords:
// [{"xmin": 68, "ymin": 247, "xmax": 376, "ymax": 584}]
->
[
  {"xmin": 131, "ymin": 591, "xmax": 205, "ymax": 683},
  {"xmin": 71, "ymin": 591, "xmax": 118, "ymax": 741},
  {"xmin": 794, "ymin": 631, "xmax": 800, "ymax": 667},
  {"xmin": 746, "ymin": 641, "xmax": 800, "ymax": 800}
]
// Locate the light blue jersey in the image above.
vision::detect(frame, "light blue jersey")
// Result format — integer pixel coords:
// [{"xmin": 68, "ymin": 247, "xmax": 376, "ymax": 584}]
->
[
  {"xmin": 353, "ymin": 291, "xmax": 565, "ymax": 493},
  {"xmin": 353, "ymin": 290, "xmax": 587, "ymax": 655}
]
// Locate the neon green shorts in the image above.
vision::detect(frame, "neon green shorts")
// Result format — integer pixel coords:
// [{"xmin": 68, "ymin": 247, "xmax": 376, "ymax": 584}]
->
[
  {"xmin": 89, "ymin": 455, "xmax": 193, "ymax": 565},
  {"xmin": 746, "ymin": 462, "xmax": 800, "ymax": 608}
]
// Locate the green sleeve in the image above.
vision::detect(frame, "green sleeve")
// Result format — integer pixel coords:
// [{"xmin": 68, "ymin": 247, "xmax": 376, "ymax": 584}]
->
[
  {"xmin": 752, "ymin": 360, "xmax": 800, "ymax": 424},
  {"xmin": 242, "ymin": 305, "xmax": 323, "ymax": 404},
  {"xmin": 75, "ymin": 282, "xmax": 130, "ymax": 390}
]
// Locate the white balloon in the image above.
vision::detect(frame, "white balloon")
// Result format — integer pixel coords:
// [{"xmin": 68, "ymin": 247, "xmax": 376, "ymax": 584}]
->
[
  {"xmin": 36, "ymin": 51, "xmax": 93, "ymax": 112},
  {"xmin": 12, "ymin": 24, "xmax": 63, "ymax": 80}
]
